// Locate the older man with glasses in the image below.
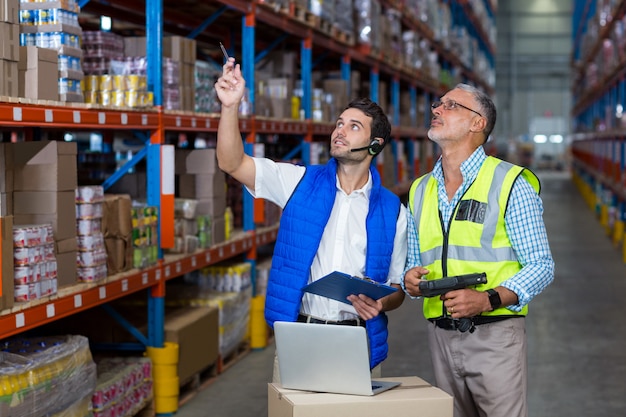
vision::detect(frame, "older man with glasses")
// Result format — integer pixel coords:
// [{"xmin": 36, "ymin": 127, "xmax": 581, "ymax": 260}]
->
[{"xmin": 402, "ymin": 83, "xmax": 555, "ymax": 417}]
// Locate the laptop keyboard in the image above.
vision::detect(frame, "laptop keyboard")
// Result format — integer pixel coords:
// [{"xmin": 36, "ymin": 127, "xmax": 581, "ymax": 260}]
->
[{"xmin": 372, "ymin": 384, "xmax": 382, "ymax": 390}]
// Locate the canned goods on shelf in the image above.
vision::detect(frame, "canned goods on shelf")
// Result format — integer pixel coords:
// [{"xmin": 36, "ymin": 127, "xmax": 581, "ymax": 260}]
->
[{"xmin": 84, "ymin": 75, "xmax": 99, "ymax": 91}]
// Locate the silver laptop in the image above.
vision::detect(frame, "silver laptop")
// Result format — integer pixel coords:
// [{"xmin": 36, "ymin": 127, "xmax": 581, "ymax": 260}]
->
[{"xmin": 274, "ymin": 321, "xmax": 401, "ymax": 396}]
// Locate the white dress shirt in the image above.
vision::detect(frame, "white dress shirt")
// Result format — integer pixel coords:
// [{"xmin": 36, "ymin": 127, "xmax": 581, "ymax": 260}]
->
[{"xmin": 248, "ymin": 157, "xmax": 408, "ymax": 321}]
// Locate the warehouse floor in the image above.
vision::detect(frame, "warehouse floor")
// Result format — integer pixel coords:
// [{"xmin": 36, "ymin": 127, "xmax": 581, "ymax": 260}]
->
[{"xmin": 174, "ymin": 170, "xmax": 626, "ymax": 417}]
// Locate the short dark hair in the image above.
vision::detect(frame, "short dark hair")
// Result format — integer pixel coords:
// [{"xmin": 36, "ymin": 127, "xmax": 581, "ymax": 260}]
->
[{"xmin": 345, "ymin": 98, "xmax": 391, "ymax": 147}]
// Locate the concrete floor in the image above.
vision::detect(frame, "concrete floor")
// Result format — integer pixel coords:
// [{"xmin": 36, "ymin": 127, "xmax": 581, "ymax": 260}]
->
[{"xmin": 174, "ymin": 171, "xmax": 626, "ymax": 417}]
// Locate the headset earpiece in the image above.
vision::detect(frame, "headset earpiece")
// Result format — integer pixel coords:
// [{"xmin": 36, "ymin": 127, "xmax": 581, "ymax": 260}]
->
[{"xmin": 368, "ymin": 139, "xmax": 383, "ymax": 156}]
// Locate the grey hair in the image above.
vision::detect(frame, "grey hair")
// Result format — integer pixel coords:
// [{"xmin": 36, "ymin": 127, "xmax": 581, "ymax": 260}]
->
[{"xmin": 454, "ymin": 83, "xmax": 496, "ymax": 142}]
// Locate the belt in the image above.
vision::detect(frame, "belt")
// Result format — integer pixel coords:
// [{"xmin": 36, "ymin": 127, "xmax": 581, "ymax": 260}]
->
[
  {"xmin": 429, "ymin": 315, "xmax": 521, "ymax": 333},
  {"xmin": 297, "ymin": 314, "xmax": 366, "ymax": 328}
]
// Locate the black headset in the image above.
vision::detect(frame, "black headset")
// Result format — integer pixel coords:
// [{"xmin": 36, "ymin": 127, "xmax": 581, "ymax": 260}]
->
[
  {"xmin": 367, "ymin": 139, "xmax": 383, "ymax": 156},
  {"xmin": 351, "ymin": 138, "xmax": 383, "ymax": 156}
]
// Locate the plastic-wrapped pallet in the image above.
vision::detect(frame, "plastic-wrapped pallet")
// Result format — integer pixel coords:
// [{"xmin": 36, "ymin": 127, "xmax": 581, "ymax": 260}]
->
[
  {"xmin": 172, "ymin": 262, "xmax": 253, "ymax": 356},
  {"xmin": 354, "ymin": 0, "xmax": 381, "ymax": 51},
  {"xmin": 92, "ymin": 357, "xmax": 153, "ymax": 417},
  {"xmin": 333, "ymin": 0, "xmax": 354, "ymax": 41},
  {"xmin": 0, "ymin": 334, "xmax": 97, "ymax": 417}
]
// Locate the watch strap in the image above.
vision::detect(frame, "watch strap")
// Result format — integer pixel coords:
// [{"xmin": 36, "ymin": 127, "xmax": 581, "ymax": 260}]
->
[{"xmin": 486, "ymin": 289, "xmax": 502, "ymax": 310}]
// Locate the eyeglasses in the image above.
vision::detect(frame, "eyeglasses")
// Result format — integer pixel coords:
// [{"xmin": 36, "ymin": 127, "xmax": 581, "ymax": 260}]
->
[{"xmin": 431, "ymin": 100, "xmax": 483, "ymax": 118}]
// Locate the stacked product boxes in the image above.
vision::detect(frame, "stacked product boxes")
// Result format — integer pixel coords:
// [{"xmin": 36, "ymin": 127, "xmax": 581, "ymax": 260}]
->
[{"xmin": 19, "ymin": 0, "xmax": 84, "ymax": 102}]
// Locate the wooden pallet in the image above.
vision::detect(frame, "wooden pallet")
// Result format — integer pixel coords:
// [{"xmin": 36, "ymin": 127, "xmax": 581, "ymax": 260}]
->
[
  {"xmin": 178, "ymin": 363, "xmax": 219, "ymax": 407},
  {"xmin": 134, "ymin": 398, "xmax": 156, "ymax": 417},
  {"xmin": 289, "ymin": 3, "xmax": 320, "ymax": 30},
  {"xmin": 217, "ymin": 340, "xmax": 251, "ymax": 374},
  {"xmin": 331, "ymin": 27, "xmax": 355, "ymax": 46},
  {"xmin": 318, "ymin": 18, "xmax": 332, "ymax": 35}
]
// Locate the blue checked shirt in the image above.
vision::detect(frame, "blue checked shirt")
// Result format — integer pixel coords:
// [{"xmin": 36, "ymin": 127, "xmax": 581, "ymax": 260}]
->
[{"xmin": 403, "ymin": 147, "xmax": 555, "ymax": 311}]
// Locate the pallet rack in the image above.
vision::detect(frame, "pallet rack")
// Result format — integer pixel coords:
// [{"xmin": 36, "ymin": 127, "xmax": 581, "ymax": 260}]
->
[
  {"xmin": 0, "ymin": 0, "xmax": 496, "ymax": 399},
  {"xmin": 571, "ymin": 0, "xmax": 626, "ymax": 259}
]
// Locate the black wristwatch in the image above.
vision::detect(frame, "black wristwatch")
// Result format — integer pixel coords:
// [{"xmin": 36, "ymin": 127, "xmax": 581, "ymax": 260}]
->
[{"xmin": 486, "ymin": 289, "xmax": 502, "ymax": 310}]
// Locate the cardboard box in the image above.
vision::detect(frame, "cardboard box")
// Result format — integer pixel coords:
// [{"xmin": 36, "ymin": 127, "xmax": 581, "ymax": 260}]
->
[
  {"xmin": 175, "ymin": 149, "xmax": 218, "ymax": 174},
  {"xmin": 195, "ymin": 196, "xmax": 226, "ymax": 217},
  {"xmin": 0, "ymin": 58, "xmax": 17, "ymax": 97},
  {"xmin": 124, "ymin": 36, "xmax": 146, "ymax": 57},
  {"xmin": 0, "ymin": 0, "xmax": 19, "ymax": 24},
  {"xmin": 0, "ymin": 192, "xmax": 11, "ymax": 216},
  {"xmin": 55, "ymin": 237, "xmax": 77, "ymax": 254},
  {"xmin": 106, "ymin": 172, "xmax": 146, "ymax": 199},
  {"xmin": 0, "ymin": 22, "xmax": 18, "ymax": 61},
  {"xmin": 177, "ymin": 172, "xmax": 226, "ymax": 199},
  {"xmin": 17, "ymin": 45, "xmax": 56, "ymax": 70},
  {"xmin": 13, "ymin": 191, "xmax": 76, "ymax": 240},
  {"xmin": 211, "ymin": 215, "xmax": 225, "ymax": 245},
  {"xmin": 163, "ymin": 36, "xmax": 196, "ymax": 64},
  {"xmin": 13, "ymin": 141, "xmax": 77, "ymax": 191},
  {"xmin": 0, "ymin": 143, "xmax": 13, "ymax": 193},
  {"xmin": 268, "ymin": 376, "xmax": 453, "ymax": 417},
  {"xmin": 270, "ymin": 98, "xmax": 292, "ymax": 119},
  {"xmin": 0, "ymin": 216, "xmax": 14, "ymax": 311},
  {"xmin": 102, "ymin": 194, "xmax": 132, "ymax": 238},
  {"xmin": 105, "ymin": 237, "xmax": 132, "ymax": 275},
  {"xmin": 18, "ymin": 46, "xmax": 58, "ymax": 100},
  {"xmin": 163, "ymin": 307, "xmax": 219, "ymax": 385},
  {"xmin": 56, "ymin": 250, "xmax": 77, "ymax": 287}
]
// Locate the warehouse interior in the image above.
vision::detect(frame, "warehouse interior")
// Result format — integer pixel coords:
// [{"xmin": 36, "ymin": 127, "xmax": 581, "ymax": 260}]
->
[{"xmin": 0, "ymin": 0, "xmax": 624, "ymax": 416}]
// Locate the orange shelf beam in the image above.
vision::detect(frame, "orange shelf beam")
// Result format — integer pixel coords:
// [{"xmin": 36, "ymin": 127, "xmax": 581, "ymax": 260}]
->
[
  {"xmin": 0, "ymin": 225, "xmax": 279, "ymax": 340},
  {"xmin": 0, "ymin": 101, "xmax": 159, "ymax": 129}
]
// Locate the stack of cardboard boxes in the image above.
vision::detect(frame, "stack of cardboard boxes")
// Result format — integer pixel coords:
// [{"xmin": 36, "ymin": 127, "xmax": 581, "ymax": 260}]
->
[
  {"xmin": 18, "ymin": 46, "xmax": 58, "ymax": 101},
  {"xmin": 0, "ymin": 0, "xmax": 19, "ymax": 97},
  {"xmin": 175, "ymin": 148, "xmax": 227, "ymax": 246},
  {"xmin": 18, "ymin": 0, "xmax": 85, "ymax": 102},
  {"xmin": 12, "ymin": 141, "xmax": 78, "ymax": 288},
  {"xmin": 0, "ymin": 144, "xmax": 14, "ymax": 311},
  {"xmin": 102, "ymin": 194, "xmax": 133, "ymax": 276}
]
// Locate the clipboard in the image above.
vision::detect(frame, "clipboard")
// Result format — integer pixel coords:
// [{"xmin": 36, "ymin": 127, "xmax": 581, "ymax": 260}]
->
[{"xmin": 302, "ymin": 271, "xmax": 397, "ymax": 304}]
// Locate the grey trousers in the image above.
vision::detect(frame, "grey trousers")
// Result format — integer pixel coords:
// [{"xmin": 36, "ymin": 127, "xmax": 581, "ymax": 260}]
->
[{"xmin": 427, "ymin": 317, "xmax": 527, "ymax": 417}]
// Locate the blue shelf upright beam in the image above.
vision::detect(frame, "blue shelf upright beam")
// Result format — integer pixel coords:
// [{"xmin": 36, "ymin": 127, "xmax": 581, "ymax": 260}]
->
[
  {"xmin": 301, "ymin": 38, "xmax": 312, "ymax": 119},
  {"xmin": 370, "ymin": 67, "xmax": 379, "ymax": 104},
  {"xmin": 145, "ymin": 0, "xmax": 165, "ymax": 351},
  {"xmin": 243, "ymin": 13, "xmax": 255, "ymax": 112},
  {"xmin": 242, "ymin": 12, "xmax": 255, "ymax": 233},
  {"xmin": 391, "ymin": 77, "xmax": 400, "ymax": 127},
  {"xmin": 409, "ymin": 86, "xmax": 417, "ymax": 128},
  {"xmin": 146, "ymin": 0, "xmax": 162, "ymax": 107},
  {"xmin": 341, "ymin": 55, "xmax": 351, "ymax": 99}
]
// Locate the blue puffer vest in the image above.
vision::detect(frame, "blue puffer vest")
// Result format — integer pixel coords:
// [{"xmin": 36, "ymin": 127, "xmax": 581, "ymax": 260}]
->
[{"xmin": 265, "ymin": 158, "xmax": 400, "ymax": 368}]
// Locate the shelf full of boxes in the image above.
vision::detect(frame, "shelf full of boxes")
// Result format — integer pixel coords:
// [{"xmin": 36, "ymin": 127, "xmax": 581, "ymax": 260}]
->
[
  {"xmin": 0, "ymin": 0, "xmax": 496, "ymax": 414},
  {"xmin": 570, "ymin": 0, "xmax": 626, "ymax": 261}
]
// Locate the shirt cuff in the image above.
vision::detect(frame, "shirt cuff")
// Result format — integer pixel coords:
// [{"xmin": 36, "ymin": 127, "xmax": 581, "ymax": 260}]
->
[
  {"xmin": 500, "ymin": 281, "xmax": 528, "ymax": 312},
  {"xmin": 400, "ymin": 275, "xmax": 421, "ymax": 300}
]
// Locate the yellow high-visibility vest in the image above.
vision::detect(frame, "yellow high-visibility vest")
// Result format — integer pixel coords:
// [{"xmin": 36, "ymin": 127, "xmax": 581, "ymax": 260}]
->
[{"xmin": 408, "ymin": 156, "xmax": 540, "ymax": 319}]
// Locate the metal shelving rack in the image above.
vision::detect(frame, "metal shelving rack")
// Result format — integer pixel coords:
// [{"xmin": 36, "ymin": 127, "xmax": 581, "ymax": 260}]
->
[
  {"xmin": 571, "ymin": 0, "xmax": 626, "ymax": 260},
  {"xmin": 0, "ymin": 0, "xmax": 496, "ymax": 385}
]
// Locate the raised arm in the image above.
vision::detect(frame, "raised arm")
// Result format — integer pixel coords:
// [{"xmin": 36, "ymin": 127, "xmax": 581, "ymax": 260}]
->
[{"xmin": 215, "ymin": 58, "xmax": 256, "ymax": 191}]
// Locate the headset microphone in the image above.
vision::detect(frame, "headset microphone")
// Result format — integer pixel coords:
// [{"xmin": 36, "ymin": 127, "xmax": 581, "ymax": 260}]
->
[
  {"xmin": 350, "ymin": 146, "xmax": 371, "ymax": 152},
  {"xmin": 350, "ymin": 139, "xmax": 383, "ymax": 156}
]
